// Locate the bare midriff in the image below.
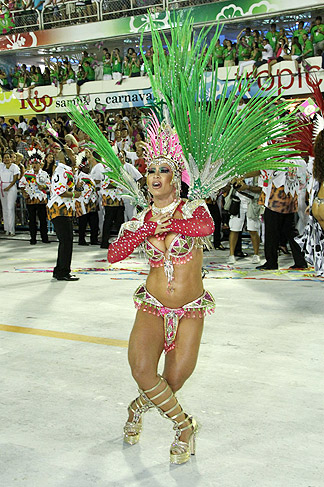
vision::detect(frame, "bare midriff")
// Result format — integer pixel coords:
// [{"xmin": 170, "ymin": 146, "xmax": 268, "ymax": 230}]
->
[{"xmin": 145, "ymin": 246, "xmax": 204, "ymax": 309}]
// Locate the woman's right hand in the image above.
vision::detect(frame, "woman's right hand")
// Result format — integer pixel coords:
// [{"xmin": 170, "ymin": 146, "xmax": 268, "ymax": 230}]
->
[{"xmin": 150, "ymin": 213, "xmax": 172, "ymax": 235}]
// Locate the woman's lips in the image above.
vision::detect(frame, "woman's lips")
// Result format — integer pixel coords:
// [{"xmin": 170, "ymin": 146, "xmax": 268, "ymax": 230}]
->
[{"xmin": 152, "ymin": 181, "xmax": 162, "ymax": 189}]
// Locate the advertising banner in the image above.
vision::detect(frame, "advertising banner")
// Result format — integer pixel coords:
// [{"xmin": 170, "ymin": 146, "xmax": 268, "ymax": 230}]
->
[{"xmin": 0, "ymin": 0, "xmax": 322, "ymax": 52}]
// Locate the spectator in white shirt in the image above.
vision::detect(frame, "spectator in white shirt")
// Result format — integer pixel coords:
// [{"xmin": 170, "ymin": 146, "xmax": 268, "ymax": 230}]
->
[
  {"xmin": 18, "ymin": 116, "xmax": 28, "ymax": 133},
  {"xmin": 118, "ymin": 151, "xmax": 143, "ymax": 221},
  {"xmin": 253, "ymin": 39, "xmax": 274, "ymax": 77},
  {"xmin": 0, "ymin": 151, "xmax": 20, "ymax": 236}
]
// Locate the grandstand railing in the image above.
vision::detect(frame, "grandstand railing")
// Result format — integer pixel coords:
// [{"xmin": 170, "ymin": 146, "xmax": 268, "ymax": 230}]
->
[
  {"xmin": 9, "ymin": 8, "xmax": 41, "ymax": 33},
  {"xmin": 42, "ymin": 1, "xmax": 100, "ymax": 31},
  {"xmin": 101, "ymin": 0, "xmax": 166, "ymax": 21},
  {"xmin": 0, "ymin": 0, "xmax": 218, "ymax": 35}
]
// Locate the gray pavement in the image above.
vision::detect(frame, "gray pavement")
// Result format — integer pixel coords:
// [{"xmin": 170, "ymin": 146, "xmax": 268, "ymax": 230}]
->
[{"xmin": 0, "ymin": 234, "xmax": 323, "ymax": 487}]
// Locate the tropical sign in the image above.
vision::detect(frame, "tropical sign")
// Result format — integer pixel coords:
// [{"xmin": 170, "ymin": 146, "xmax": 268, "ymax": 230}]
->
[{"xmin": 0, "ymin": 0, "xmax": 321, "ymax": 52}]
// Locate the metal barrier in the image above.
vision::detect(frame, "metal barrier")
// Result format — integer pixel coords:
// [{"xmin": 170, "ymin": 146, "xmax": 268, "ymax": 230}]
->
[
  {"xmin": 42, "ymin": 1, "xmax": 100, "ymax": 30},
  {"xmin": 2, "ymin": 0, "xmax": 227, "ymax": 35},
  {"xmin": 101, "ymin": 0, "xmax": 165, "ymax": 20},
  {"xmin": 168, "ymin": 0, "xmax": 216, "ymax": 8},
  {"xmin": 9, "ymin": 8, "xmax": 41, "ymax": 33}
]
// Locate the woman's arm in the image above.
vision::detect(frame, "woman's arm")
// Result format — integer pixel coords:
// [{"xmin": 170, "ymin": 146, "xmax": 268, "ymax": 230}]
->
[
  {"xmin": 4, "ymin": 174, "xmax": 19, "ymax": 191},
  {"xmin": 167, "ymin": 204, "xmax": 214, "ymax": 237},
  {"xmin": 108, "ymin": 212, "xmax": 172, "ymax": 263},
  {"xmin": 108, "ymin": 220, "xmax": 157, "ymax": 263}
]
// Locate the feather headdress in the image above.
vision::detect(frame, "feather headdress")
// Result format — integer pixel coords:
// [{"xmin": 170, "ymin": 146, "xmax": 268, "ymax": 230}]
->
[
  {"xmin": 142, "ymin": 111, "xmax": 184, "ymax": 177},
  {"xmin": 28, "ymin": 147, "xmax": 45, "ymax": 163},
  {"xmin": 76, "ymin": 150, "xmax": 89, "ymax": 169},
  {"xmin": 141, "ymin": 13, "xmax": 301, "ymax": 200}
]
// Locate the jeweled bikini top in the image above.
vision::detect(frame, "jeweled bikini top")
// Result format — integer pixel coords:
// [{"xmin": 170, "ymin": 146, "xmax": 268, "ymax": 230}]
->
[
  {"xmin": 107, "ymin": 199, "xmax": 214, "ymax": 293},
  {"xmin": 143, "ymin": 234, "xmax": 195, "ymax": 265},
  {"xmin": 142, "ymin": 201, "xmax": 199, "ymax": 291}
]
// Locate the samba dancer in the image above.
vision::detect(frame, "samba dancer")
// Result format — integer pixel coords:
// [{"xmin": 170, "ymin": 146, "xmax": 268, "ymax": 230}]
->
[{"xmin": 108, "ymin": 122, "xmax": 215, "ymax": 464}]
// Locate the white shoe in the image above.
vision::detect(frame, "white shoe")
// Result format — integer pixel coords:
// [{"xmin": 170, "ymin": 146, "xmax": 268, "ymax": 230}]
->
[
  {"xmin": 5, "ymin": 231, "xmax": 9, "ymax": 236},
  {"xmin": 228, "ymin": 255, "xmax": 236, "ymax": 265},
  {"xmin": 9, "ymin": 232, "xmax": 15, "ymax": 236},
  {"xmin": 252, "ymin": 255, "xmax": 261, "ymax": 264}
]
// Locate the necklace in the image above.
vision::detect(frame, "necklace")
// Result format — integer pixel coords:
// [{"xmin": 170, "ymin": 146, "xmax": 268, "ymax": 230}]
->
[{"xmin": 151, "ymin": 198, "xmax": 181, "ymax": 216}]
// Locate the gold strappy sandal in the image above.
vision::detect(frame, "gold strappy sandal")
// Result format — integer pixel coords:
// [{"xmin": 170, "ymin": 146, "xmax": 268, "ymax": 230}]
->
[
  {"xmin": 123, "ymin": 394, "xmax": 152, "ymax": 445},
  {"xmin": 139, "ymin": 375, "xmax": 198, "ymax": 464},
  {"xmin": 170, "ymin": 416, "xmax": 198, "ymax": 464}
]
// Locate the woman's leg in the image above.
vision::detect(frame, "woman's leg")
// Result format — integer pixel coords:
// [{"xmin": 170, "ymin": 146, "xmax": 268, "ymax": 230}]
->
[
  {"xmin": 268, "ymin": 59, "xmax": 276, "ymax": 76},
  {"xmin": 0, "ymin": 192, "xmax": 9, "ymax": 232},
  {"xmin": 125, "ymin": 309, "xmax": 164, "ymax": 430},
  {"xmin": 162, "ymin": 315, "xmax": 204, "ymax": 393},
  {"xmin": 134, "ymin": 316, "xmax": 203, "ymax": 463},
  {"xmin": 7, "ymin": 186, "xmax": 17, "ymax": 234},
  {"xmin": 128, "ymin": 310, "xmax": 204, "ymax": 462},
  {"xmin": 128, "ymin": 309, "xmax": 165, "ymax": 390},
  {"xmin": 229, "ymin": 231, "xmax": 239, "ymax": 256},
  {"xmin": 249, "ymin": 231, "xmax": 260, "ymax": 255}
]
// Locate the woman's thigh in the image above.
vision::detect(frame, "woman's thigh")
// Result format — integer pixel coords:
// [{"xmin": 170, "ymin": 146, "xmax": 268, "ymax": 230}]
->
[
  {"xmin": 162, "ymin": 316, "xmax": 204, "ymax": 391},
  {"xmin": 128, "ymin": 309, "xmax": 165, "ymax": 388}
]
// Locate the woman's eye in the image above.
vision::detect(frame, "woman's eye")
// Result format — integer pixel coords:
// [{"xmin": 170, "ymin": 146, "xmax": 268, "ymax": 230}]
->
[
  {"xmin": 160, "ymin": 167, "xmax": 170, "ymax": 173},
  {"xmin": 148, "ymin": 169, "xmax": 155, "ymax": 174}
]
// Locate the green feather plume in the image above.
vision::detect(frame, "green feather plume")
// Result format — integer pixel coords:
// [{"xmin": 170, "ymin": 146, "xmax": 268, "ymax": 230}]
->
[
  {"xmin": 67, "ymin": 102, "xmax": 148, "ymax": 209},
  {"xmin": 141, "ymin": 13, "xmax": 301, "ymax": 200}
]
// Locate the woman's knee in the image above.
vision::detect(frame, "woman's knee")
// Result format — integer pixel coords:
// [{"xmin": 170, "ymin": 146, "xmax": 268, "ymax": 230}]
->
[
  {"xmin": 163, "ymin": 371, "xmax": 190, "ymax": 393},
  {"xmin": 129, "ymin": 358, "xmax": 158, "ymax": 389}
]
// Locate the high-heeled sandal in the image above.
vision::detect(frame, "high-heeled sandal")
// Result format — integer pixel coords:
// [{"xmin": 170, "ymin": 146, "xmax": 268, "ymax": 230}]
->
[
  {"xmin": 123, "ymin": 394, "xmax": 152, "ymax": 445},
  {"xmin": 139, "ymin": 375, "xmax": 197, "ymax": 464},
  {"xmin": 170, "ymin": 416, "xmax": 198, "ymax": 465}
]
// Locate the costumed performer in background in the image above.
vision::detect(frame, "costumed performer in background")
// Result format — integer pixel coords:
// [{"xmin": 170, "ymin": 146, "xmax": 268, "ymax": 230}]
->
[{"xmin": 296, "ymin": 128, "xmax": 324, "ymax": 276}]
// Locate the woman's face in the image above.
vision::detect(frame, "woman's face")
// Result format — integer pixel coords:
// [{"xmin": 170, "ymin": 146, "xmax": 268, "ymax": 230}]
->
[
  {"xmin": 147, "ymin": 162, "xmax": 174, "ymax": 198},
  {"xmin": 3, "ymin": 153, "xmax": 11, "ymax": 165},
  {"xmin": 32, "ymin": 162, "xmax": 40, "ymax": 173},
  {"xmin": 10, "ymin": 152, "xmax": 16, "ymax": 164}
]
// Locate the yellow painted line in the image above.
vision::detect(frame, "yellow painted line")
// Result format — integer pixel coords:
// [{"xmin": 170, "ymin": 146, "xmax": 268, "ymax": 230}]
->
[{"xmin": 0, "ymin": 324, "xmax": 128, "ymax": 348}]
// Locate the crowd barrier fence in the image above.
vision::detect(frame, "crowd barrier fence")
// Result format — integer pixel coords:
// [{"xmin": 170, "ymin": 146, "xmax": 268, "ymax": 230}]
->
[{"xmin": 2, "ymin": 0, "xmax": 218, "ymax": 34}]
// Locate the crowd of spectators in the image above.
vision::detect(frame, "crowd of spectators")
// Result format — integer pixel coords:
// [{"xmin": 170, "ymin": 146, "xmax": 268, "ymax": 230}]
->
[
  {"xmin": 212, "ymin": 19, "xmax": 324, "ymax": 76},
  {"xmin": 0, "ymin": 108, "xmax": 147, "ymax": 175},
  {"xmin": 0, "ymin": 107, "xmax": 152, "ymax": 250},
  {"xmin": 0, "ymin": 17, "xmax": 323, "ymax": 96},
  {"xmin": 0, "ymin": 47, "xmax": 155, "ymax": 94}
]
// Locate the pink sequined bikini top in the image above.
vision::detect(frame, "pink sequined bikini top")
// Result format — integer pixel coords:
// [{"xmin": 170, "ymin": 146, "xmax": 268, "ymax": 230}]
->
[
  {"xmin": 107, "ymin": 199, "xmax": 215, "ymax": 292},
  {"xmin": 143, "ymin": 234, "xmax": 195, "ymax": 267}
]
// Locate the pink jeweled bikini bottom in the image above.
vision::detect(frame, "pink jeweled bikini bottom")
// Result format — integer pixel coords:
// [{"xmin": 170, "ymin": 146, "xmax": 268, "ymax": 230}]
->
[{"xmin": 133, "ymin": 284, "xmax": 215, "ymax": 354}]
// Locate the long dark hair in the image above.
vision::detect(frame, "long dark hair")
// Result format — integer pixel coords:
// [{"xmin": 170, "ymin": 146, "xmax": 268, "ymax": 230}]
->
[
  {"xmin": 291, "ymin": 36, "xmax": 302, "ymax": 52},
  {"xmin": 313, "ymin": 129, "xmax": 324, "ymax": 182}
]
